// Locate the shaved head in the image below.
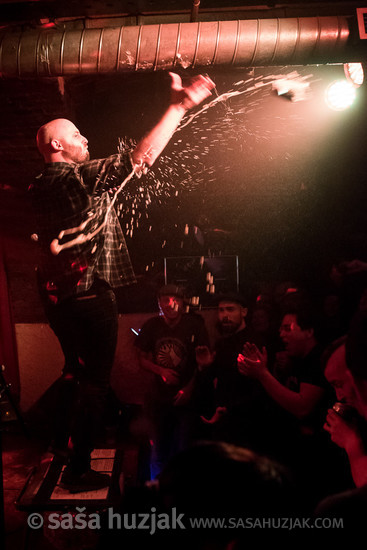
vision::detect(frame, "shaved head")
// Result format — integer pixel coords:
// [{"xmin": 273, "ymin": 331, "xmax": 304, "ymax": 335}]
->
[
  {"xmin": 36, "ymin": 118, "xmax": 89, "ymax": 164},
  {"xmin": 37, "ymin": 119, "xmax": 75, "ymax": 154}
]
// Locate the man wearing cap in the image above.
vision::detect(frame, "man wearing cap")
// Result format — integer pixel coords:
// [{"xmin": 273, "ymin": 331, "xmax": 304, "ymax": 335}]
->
[
  {"xmin": 135, "ymin": 284, "xmax": 209, "ymax": 479},
  {"xmin": 196, "ymin": 293, "xmax": 274, "ymax": 454}
]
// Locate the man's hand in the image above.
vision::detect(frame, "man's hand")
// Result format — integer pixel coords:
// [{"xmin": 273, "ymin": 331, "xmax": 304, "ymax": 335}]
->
[
  {"xmin": 173, "ymin": 388, "xmax": 190, "ymax": 407},
  {"xmin": 237, "ymin": 343, "xmax": 268, "ymax": 380},
  {"xmin": 196, "ymin": 345, "xmax": 215, "ymax": 371},
  {"xmin": 201, "ymin": 406, "xmax": 227, "ymax": 425},
  {"xmin": 132, "ymin": 73, "xmax": 215, "ymax": 169},
  {"xmin": 169, "ymin": 72, "xmax": 215, "ymax": 110},
  {"xmin": 324, "ymin": 409, "xmax": 360, "ymax": 450},
  {"xmin": 161, "ymin": 368, "xmax": 180, "ymax": 386}
]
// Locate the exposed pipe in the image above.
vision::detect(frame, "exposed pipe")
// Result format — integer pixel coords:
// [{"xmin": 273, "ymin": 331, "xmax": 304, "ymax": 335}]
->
[
  {"xmin": 190, "ymin": 0, "xmax": 200, "ymax": 23},
  {"xmin": 0, "ymin": 16, "xmax": 365, "ymax": 78}
]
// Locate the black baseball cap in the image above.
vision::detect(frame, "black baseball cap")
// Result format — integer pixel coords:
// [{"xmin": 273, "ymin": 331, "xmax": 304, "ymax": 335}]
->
[
  {"xmin": 158, "ymin": 284, "xmax": 185, "ymax": 299},
  {"xmin": 215, "ymin": 292, "xmax": 247, "ymax": 308}
]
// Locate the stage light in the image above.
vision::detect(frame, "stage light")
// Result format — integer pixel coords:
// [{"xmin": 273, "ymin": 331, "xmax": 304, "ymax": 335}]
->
[
  {"xmin": 325, "ymin": 80, "xmax": 357, "ymax": 111},
  {"xmin": 344, "ymin": 63, "xmax": 364, "ymax": 88}
]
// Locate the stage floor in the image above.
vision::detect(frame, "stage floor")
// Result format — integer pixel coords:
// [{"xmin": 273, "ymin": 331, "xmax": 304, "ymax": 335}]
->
[{"xmin": 3, "ymin": 427, "xmax": 140, "ymax": 550}]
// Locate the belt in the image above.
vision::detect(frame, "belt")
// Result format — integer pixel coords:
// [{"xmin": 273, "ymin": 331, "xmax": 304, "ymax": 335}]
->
[{"xmin": 75, "ymin": 294, "xmax": 98, "ymax": 301}]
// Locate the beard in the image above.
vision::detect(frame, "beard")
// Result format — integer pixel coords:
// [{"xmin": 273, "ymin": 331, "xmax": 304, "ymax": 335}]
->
[
  {"xmin": 66, "ymin": 145, "xmax": 90, "ymax": 163},
  {"xmin": 75, "ymin": 149, "xmax": 90, "ymax": 163},
  {"xmin": 216, "ymin": 319, "xmax": 241, "ymax": 336}
]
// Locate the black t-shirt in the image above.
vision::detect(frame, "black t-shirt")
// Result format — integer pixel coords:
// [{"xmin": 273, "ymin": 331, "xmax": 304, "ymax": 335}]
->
[
  {"xmin": 196, "ymin": 327, "xmax": 283, "ymax": 455},
  {"xmin": 135, "ymin": 312, "xmax": 209, "ymax": 404},
  {"xmin": 284, "ymin": 345, "xmax": 328, "ymax": 392},
  {"xmin": 279, "ymin": 344, "xmax": 331, "ymax": 434},
  {"xmin": 204, "ymin": 327, "xmax": 271, "ymax": 414}
]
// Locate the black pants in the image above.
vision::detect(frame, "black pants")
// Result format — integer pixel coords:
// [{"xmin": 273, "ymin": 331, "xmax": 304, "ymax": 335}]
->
[{"xmin": 46, "ymin": 285, "xmax": 118, "ymax": 474}]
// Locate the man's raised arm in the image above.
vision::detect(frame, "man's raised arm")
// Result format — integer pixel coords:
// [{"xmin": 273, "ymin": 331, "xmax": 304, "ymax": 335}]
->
[{"xmin": 132, "ymin": 73, "xmax": 215, "ymax": 170}]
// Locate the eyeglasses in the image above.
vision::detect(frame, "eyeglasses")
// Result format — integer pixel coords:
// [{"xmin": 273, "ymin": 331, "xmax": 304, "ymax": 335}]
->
[{"xmin": 279, "ymin": 323, "xmax": 297, "ymax": 333}]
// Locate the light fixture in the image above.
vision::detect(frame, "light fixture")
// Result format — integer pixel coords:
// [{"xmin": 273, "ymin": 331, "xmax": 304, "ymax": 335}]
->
[
  {"xmin": 325, "ymin": 80, "xmax": 357, "ymax": 111},
  {"xmin": 344, "ymin": 63, "xmax": 364, "ymax": 88}
]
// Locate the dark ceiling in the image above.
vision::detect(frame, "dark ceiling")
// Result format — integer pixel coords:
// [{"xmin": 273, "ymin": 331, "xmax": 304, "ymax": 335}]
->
[{"xmin": 0, "ymin": 1, "xmax": 366, "ymax": 26}]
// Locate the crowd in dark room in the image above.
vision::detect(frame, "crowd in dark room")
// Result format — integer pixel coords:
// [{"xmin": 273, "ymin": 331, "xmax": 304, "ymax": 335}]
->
[
  {"xmin": 100, "ymin": 265, "xmax": 367, "ymax": 547},
  {"xmin": 99, "ymin": 255, "xmax": 367, "ymax": 547}
]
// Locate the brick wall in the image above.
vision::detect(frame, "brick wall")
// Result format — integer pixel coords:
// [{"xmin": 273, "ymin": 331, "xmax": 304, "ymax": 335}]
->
[{"xmin": 0, "ymin": 77, "xmax": 71, "ymax": 322}]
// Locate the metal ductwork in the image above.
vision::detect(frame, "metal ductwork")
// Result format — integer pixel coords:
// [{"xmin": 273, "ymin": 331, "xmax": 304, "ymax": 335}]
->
[{"xmin": 0, "ymin": 16, "xmax": 365, "ymax": 78}]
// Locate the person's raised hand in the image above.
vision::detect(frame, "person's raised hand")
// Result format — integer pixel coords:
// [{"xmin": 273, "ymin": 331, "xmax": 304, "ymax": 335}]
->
[
  {"xmin": 169, "ymin": 72, "xmax": 215, "ymax": 110},
  {"xmin": 237, "ymin": 343, "xmax": 268, "ymax": 380}
]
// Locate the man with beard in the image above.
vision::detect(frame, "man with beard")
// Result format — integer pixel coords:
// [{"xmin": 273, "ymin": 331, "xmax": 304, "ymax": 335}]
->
[
  {"xmin": 195, "ymin": 293, "xmax": 274, "ymax": 453},
  {"xmin": 30, "ymin": 73, "xmax": 214, "ymax": 492}
]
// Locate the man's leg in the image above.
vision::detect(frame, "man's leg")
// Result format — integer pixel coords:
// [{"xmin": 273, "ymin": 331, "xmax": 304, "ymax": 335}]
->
[
  {"xmin": 67, "ymin": 289, "xmax": 118, "ymax": 475},
  {"xmin": 46, "ymin": 287, "xmax": 118, "ymax": 490},
  {"xmin": 46, "ymin": 303, "xmax": 84, "ymax": 454},
  {"xmin": 149, "ymin": 405, "xmax": 175, "ymax": 480}
]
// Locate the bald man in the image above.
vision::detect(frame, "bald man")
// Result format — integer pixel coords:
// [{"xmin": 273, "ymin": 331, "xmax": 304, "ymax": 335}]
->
[
  {"xmin": 36, "ymin": 119, "xmax": 90, "ymax": 164},
  {"xmin": 29, "ymin": 73, "xmax": 214, "ymax": 492}
]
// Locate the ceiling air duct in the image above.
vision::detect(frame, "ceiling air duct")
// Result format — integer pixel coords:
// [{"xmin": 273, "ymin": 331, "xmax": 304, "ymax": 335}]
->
[{"xmin": 0, "ymin": 17, "xmax": 365, "ymax": 78}]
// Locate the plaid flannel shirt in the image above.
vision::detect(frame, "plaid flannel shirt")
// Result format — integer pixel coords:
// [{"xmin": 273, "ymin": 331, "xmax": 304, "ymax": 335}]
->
[{"xmin": 29, "ymin": 153, "xmax": 137, "ymax": 304}]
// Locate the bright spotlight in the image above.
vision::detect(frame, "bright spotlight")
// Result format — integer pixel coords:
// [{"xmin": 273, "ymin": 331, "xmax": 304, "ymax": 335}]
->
[{"xmin": 325, "ymin": 80, "xmax": 357, "ymax": 111}]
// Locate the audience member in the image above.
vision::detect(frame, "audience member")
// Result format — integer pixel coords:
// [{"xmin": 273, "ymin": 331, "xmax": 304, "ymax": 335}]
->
[
  {"xmin": 323, "ymin": 336, "xmax": 367, "ymax": 488},
  {"xmin": 158, "ymin": 440, "xmax": 293, "ymax": 514},
  {"xmin": 99, "ymin": 441, "xmax": 295, "ymax": 550},
  {"xmin": 238, "ymin": 303, "xmax": 336, "ymax": 504},
  {"xmin": 238, "ymin": 304, "xmax": 327, "ymax": 433},
  {"xmin": 135, "ymin": 284, "xmax": 209, "ymax": 479},
  {"xmin": 316, "ymin": 312, "xmax": 367, "ymax": 525},
  {"xmin": 195, "ymin": 293, "xmax": 275, "ymax": 454}
]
